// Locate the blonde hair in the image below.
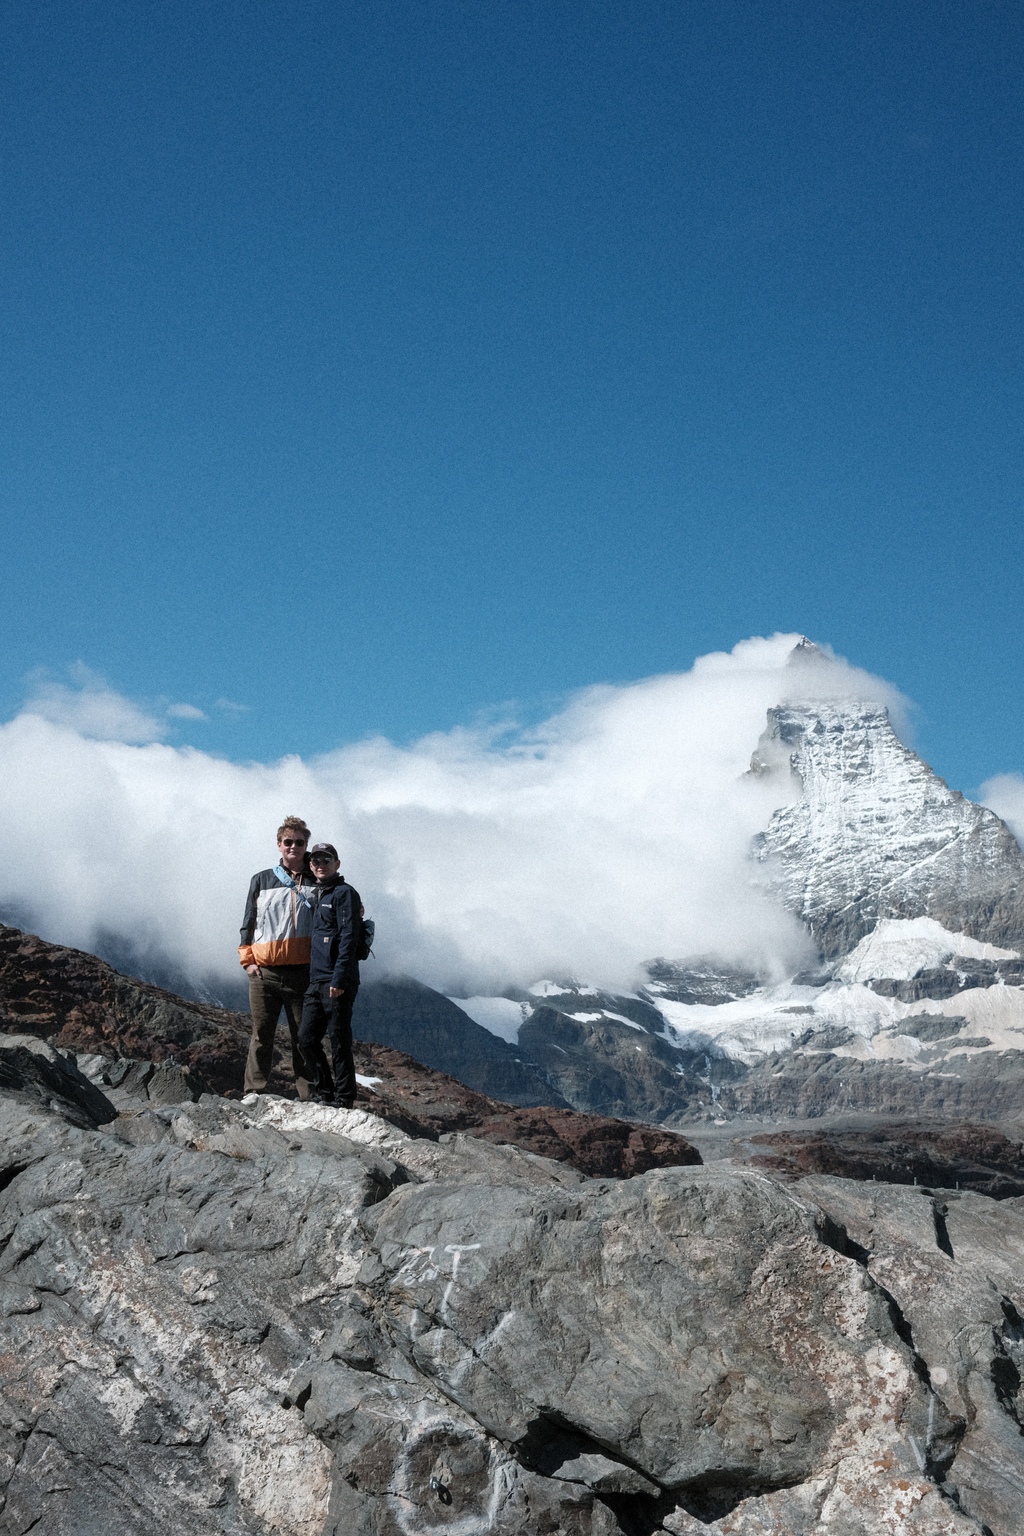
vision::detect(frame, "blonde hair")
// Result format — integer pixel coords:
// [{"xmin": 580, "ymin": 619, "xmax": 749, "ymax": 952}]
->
[{"xmin": 276, "ymin": 816, "xmax": 310, "ymax": 844}]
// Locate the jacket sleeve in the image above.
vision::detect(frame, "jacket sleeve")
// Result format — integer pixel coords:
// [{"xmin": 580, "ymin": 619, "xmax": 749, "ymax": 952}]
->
[
  {"xmin": 238, "ymin": 874, "xmax": 260, "ymax": 968},
  {"xmin": 330, "ymin": 884, "xmax": 360, "ymax": 989}
]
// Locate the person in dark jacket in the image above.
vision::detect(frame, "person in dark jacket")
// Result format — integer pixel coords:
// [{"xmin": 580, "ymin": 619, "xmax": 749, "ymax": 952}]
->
[{"xmin": 298, "ymin": 842, "xmax": 362, "ymax": 1108}]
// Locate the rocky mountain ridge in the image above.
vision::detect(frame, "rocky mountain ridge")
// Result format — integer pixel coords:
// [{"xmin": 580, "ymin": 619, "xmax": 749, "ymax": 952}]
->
[
  {"xmin": 0, "ymin": 924, "xmax": 700, "ymax": 1181},
  {"xmin": 438, "ymin": 679, "xmax": 1024, "ymax": 1127},
  {"xmin": 11, "ymin": 907, "xmax": 1024, "ymax": 1135}
]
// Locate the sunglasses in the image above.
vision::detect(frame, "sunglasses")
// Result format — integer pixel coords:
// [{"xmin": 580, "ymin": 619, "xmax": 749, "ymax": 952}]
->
[
  {"xmin": 280, "ymin": 839, "xmax": 308, "ymax": 847},
  {"xmin": 309, "ymin": 854, "xmax": 335, "ymax": 863}
]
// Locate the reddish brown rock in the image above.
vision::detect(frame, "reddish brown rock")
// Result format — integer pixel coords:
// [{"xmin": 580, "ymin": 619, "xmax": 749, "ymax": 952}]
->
[
  {"xmin": 351, "ymin": 1039, "xmax": 701, "ymax": 1177},
  {"xmin": 746, "ymin": 1121, "xmax": 1024, "ymax": 1198},
  {"xmin": 0, "ymin": 924, "xmax": 247, "ymax": 1085}
]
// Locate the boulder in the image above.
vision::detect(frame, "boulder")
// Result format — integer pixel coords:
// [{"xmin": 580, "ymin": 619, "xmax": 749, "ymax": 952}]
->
[
  {"xmin": 0, "ymin": 1033, "xmax": 117, "ymax": 1130},
  {"xmin": 0, "ymin": 1079, "xmax": 998, "ymax": 1534}
]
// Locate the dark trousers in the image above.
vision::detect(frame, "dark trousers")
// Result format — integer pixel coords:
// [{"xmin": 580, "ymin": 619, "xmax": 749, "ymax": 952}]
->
[
  {"xmin": 298, "ymin": 980, "xmax": 358, "ymax": 1106},
  {"xmin": 243, "ymin": 965, "xmax": 313, "ymax": 1098}
]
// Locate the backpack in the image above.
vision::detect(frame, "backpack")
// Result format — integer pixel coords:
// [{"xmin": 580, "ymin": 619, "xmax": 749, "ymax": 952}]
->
[{"xmin": 358, "ymin": 915, "xmax": 375, "ymax": 962}]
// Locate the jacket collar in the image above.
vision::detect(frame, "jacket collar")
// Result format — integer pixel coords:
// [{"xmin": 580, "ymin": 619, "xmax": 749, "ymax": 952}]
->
[{"xmin": 274, "ymin": 863, "xmax": 313, "ymax": 891}]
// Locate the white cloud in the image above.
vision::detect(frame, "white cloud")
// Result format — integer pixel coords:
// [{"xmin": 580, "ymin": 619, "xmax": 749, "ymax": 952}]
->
[
  {"xmin": 21, "ymin": 664, "xmax": 166, "ymax": 744},
  {"xmin": 166, "ymin": 703, "xmax": 207, "ymax": 720},
  {"xmin": 981, "ymin": 773, "xmax": 1024, "ymax": 847},
  {"xmin": 215, "ymin": 698, "xmax": 251, "ymax": 714},
  {"xmin": 0, "ymin": 634, "xmax": 908, "ymax": 994}
]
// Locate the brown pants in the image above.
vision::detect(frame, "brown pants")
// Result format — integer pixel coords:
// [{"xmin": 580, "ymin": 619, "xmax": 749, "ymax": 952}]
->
[{"xmin": 243, "ymin": 965, "xmax": 314, "ymax": 1098}]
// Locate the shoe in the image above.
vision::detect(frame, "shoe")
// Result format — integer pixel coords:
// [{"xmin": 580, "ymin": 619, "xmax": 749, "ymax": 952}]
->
[{"xmin": 332, "ymin": 1098, "xmax": 355, "ymax": 1111}]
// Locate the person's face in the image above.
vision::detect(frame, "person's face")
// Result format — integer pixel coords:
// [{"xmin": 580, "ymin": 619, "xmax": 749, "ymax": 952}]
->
[
  {"xmin": 309, "ymin": 853, "xmax": 340, "ymax": 880},
  {"xmin": 278, "ymin": 832, "xmax": 308, "ymax": 870}
]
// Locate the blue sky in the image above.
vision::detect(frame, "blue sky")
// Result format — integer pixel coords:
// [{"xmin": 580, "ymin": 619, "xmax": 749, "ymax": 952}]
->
[{"xmin": 2, "ymin": 0, "xmax": 1022, "ymax": 796}]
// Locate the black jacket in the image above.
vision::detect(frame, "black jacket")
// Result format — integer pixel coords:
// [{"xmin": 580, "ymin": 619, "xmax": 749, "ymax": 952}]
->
[{"xmin": 308, "ymin": 874, "xmax": 362, "ymax": 990}]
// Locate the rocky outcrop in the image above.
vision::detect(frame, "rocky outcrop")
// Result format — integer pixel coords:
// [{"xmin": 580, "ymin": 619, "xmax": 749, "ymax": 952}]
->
[
  {"xmin": 0, "ymin": 1042, "xmax": 1003, "ymax": 1535},
  {"xmin": 0, "ymin": 916, "xmax": 704, "ymax": 1179},
  {"xmin": 793, "ymin": 1172, "xmax": 1024, "ymax": 1534},
  {"xmin": 78, "ymin": 1051, "xmax": 214, "ymax": 1106},
  {"xmin": 662, "ymin": 1044, "xmax": 1024, "ymax": 1127},
  {"xmin": 644, "ymin": 961, "xmax": 762, "ymax": 1006},
  {"xmin": 516, "ymin": 1004, "xmax": 701, "ymax": 1120},
  {"xmin": 868, "ymin": 959, "xmax": 1024, "ymax": 1001},
  {"xmin": 0, "ymin": 1036, "xmax": 118, "ymax": 1130},
  {"xmin": 751, "ymin": 703, "xmax": 1024, "ymax": 957}
]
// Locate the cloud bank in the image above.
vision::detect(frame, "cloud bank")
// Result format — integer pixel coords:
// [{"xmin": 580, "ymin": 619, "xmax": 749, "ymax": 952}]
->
[{"xmin": 0, "ymin": 635, "xmax": 906, "ymax": 994}]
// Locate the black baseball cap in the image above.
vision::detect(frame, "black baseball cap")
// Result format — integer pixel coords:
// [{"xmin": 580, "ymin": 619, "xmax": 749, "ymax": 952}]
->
[{"xmin": 308, "ymin": 842, "xmax": 338, "ymax": 859}]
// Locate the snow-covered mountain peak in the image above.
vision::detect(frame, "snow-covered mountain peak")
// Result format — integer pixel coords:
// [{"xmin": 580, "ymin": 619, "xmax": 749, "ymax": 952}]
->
[
  {"xmin": 785, "ymin": 635, "xmax": 828, "ymax": 667},
  {"xmin": 751, "ymin": 699, "xmax": 1024, "ymax": 957}
]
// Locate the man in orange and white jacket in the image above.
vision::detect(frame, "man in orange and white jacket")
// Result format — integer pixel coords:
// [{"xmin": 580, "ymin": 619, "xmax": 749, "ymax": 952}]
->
[{"xmin": 238, "ymin": 815, "xmax": 317, "ymax": 1098}]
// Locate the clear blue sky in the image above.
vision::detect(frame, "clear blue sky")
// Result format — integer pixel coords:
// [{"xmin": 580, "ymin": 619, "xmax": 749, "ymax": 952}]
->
[{"xmin": 2, "ymin": 0, "xmax": 1022, "ymax": 795}]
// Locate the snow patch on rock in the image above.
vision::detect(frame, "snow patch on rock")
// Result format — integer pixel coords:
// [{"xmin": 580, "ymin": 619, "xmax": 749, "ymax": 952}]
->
[
  {"xmin": 446, "ymin": 995, "xmax": 526, "ymax": 1044},
  {"xmin": 834, "ymin": 916, "xmax": 1019, "ymax": 984}
]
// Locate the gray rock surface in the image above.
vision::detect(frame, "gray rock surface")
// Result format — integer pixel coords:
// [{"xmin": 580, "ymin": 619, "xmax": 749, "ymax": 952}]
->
[
  {"xmin": 679, "ymin": 1042, "xmax": 1024, "ymax": 1125},
  {"xmin": 0, "ymin": 1034, "xmax": 118, "ymax": 1130},
  {"xmin": 75, "ymin": 1051, "xmax": 212, "ymax": 1106},
  {"xmin": 868, "ymin": 959, "xmax": 1024, "ymax": 1001},
  {"xmin": 0, "ymin": 1036, "xmax": 1012, "ymax": 1534}
]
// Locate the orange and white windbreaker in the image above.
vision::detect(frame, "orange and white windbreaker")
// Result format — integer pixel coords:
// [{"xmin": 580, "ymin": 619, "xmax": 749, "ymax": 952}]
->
[{"xmin": 238, "ymin": 865, "xmax": 317, "ymax": 969}]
